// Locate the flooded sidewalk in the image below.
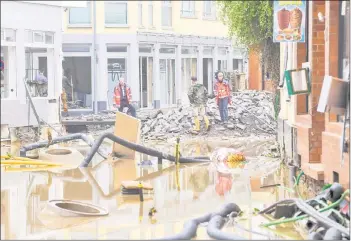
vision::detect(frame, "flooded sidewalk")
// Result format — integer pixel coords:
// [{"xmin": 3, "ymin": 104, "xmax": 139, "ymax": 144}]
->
[{"xmin": 1, "ymin": 137, "xmax": 312, "ymax": 240}]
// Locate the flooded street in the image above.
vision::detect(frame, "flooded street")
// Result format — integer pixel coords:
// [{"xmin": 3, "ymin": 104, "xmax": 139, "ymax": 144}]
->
[{"xmin": 1, "ymin": 137, "xmax": 311, "ymax": 240}]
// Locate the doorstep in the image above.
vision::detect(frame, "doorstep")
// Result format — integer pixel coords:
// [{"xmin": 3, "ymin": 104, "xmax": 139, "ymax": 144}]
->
[{"xmin": 301, "ymin": 163, "xmax": 325, "ymax": 181}]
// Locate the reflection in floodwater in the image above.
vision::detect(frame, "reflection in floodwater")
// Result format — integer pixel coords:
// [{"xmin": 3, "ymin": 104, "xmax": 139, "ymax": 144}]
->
[{"xmin": 1, "ymin": 138, "xmax": 308, "ymax": 240}]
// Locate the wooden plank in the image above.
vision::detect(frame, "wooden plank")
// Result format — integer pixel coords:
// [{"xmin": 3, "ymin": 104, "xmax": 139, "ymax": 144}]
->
[{"xmin": 112, "ymin": 112, "xmax": 141, "ymax": 159}]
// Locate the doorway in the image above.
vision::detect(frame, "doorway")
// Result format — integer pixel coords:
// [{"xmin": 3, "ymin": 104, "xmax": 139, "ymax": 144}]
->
[
  {"xmin": 181, "ymin": 58, "xmax": 197, "ymax": 104},
  {"xmin": 139, "ymin": 56, "xmax": 153, "ymax": 108},
  {"xmin": 203, "ymin": 58, "xmax": 213, "ymax": 93},
  {"xmin": 160, "ymin": 58, "xmax": 175, "ymax": 106},
  {"xmin": 62, "ymin": 56, "xmax": 92, "ymax": 109},
  {"xmin": 107, "ymin": 58, "xmax": 127, "ymax": 109}
]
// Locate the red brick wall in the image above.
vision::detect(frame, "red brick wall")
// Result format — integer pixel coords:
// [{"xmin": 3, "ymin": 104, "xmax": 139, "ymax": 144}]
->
[
  {"xmin": 308, "ymin": 0, "xmax": 326, "ymax": 163},
  {"xmin": 248, "ymin": 49, "xmax": 262, "ymax": 90}
]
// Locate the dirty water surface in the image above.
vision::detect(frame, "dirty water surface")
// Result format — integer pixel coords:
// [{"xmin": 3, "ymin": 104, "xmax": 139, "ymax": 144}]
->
[{"xmin": 1, "ymin": 137, "xmax": 310, "ymax": 240}]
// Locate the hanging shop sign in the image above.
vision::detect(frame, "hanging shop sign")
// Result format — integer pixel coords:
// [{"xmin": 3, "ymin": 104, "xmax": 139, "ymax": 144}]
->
[
  {"xmin": 273, "ymin": 1, "xmax": 306, "ymax": 43},
  {"xmin": 284, "ymin": 68, "xmax": 311, "ymax": 96}
]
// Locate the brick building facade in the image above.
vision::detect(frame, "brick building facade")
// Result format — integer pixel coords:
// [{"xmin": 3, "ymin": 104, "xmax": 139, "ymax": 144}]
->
[{"xmin": 278, "ymin": 1, "xmax": 350, "ymax": 188}]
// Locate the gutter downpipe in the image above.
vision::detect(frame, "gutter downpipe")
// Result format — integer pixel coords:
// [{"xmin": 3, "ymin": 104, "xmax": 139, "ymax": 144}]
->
[{"xmin": 93, "ymin": 1, "xmax": 98, "ymax": 114}]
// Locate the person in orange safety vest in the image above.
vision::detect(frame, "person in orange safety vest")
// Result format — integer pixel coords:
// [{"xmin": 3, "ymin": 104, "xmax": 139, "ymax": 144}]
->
[
  {"xmin": 113, "ymin": 77, "xmax": 136, "ymax": 117},
  {"xmin": 214, "ymin": 71, "xmax": 231, "ymax": 123}
]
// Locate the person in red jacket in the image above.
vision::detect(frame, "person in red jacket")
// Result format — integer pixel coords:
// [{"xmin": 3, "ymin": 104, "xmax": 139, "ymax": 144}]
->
[
  {"xmin": 113, "ymin": 77, "xmax": 136, "ymax": 117},
  {"xmin": 214, "ymin": 71, "xmax": 231, "ymax": 123}
]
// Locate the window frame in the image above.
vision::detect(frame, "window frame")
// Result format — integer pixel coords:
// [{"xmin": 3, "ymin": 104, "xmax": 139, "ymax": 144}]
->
[
  {"xmin": 336, "ymin": 1, "xmax": 350, "ymax": 123},
  {"xmin": 68, "ymin": 1, "xmax": 92, "ymax": 27},
  {"xmin": 104, "ymin": 1, "xmax": 129, "ymax": 28},
  {"xmin": 148, "ymin": 1, "xmax": 154, "ymax": 28},
  {"xmin": 161, "ymin": 1, "xmax": 173, "ymax": 29},
  {"xmin": 181, "ymin": 1, "xmax": 196, "ymax": 18},
  {"xmin": 138, "ymin": 1, "xmax": 144, "ymax": 28},
  {"xmin": 1, "ymin": 28, "xmax": 16, "ymax": 44},
  {"xmin": 203, "ymin": 0, "xmax": 216, "ymax": 20}
]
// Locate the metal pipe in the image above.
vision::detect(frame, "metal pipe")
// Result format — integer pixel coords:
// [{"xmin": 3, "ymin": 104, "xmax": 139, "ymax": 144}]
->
[
  {"xmin": 80, "ymin": 132, "xmax": 210, "ymax": 167},
  {"xmin": 92, "ymin": 0, "xmax": 97, "ymax": 114}
]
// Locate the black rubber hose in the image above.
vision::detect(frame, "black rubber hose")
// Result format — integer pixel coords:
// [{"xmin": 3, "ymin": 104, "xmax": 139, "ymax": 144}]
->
[
  {"xmin": 294, "ymin": 199, "xmax": 349, "ymax": 236},
  {"xmin": 80, "ymin": 132, "xmax": 210, "ymax": 167},
  {"xmin": 19, "ymin": 133, "xmax": 109, "ymax": 159},
  {"xmin": 258, "ymin": 199, "xmax": 296, "ymax": 215},
  {"xmin": 207, "ymin": 215, "xmax": 246, "ymax": 240},
  {"xmin": 156, "ymin": 203, "xmax": 241, "ymax": 240}
]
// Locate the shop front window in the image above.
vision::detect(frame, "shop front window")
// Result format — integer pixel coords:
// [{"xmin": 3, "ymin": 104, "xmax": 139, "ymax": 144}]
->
[
  {"xmin": 62, "ymin": 56, "xmax": 92, "ymax": 109},
  {"xmin": 107, "ymin": 58, "xmax": 127, "ymax": 109},
  {"xmin": 1, "ymin": 47, "xmax": 9, "ymax": 99},
  {"xmin": 25, "ymin": 47, "xmax": 49, "ymax": 98},
  {"xmin": 337, "ymin": 1, "xmax": 350, "ymax": 122}
]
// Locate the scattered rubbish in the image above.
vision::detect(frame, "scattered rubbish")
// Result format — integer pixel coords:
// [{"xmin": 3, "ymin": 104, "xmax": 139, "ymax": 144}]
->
[
  {"xmin": 61, "ymin": 90, "xmax": 277, "ymax": 140},
  {"xmin": 210, "ymin": 148, "xmax": 247, "ymax": 173},
  {"xmin": 259, "ymin": 187, "xmax": 350, "ymax": 240},
  {"xmin": 48, "ymin": 200, "xmax": 108, "ymax": 217}
]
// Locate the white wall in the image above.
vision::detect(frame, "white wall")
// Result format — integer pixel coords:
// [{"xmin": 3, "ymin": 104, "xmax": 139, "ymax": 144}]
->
[{"xmin": 1, "ymin": 1, "xmax": 63, "ymax": 127}]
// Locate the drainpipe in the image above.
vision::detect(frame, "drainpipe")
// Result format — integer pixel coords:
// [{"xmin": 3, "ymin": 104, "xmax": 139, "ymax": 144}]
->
[{"xmin": 93, "ymin": 1, "xmax": 97, "ymax": 114}]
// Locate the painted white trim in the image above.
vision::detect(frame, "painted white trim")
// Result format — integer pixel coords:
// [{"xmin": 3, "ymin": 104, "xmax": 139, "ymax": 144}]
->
[
  {"xmin": 62, "ymin": 52, "xmax": 91, "ymax": 57},
  {"xmin": 20, "ymin": 1, "xmax": 87, "ymax": 8}
]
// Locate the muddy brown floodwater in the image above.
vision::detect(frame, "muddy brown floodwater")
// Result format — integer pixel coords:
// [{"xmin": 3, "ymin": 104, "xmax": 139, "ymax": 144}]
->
[{"xmin": 1, "ymin": 137, "xmax": 313, "ymax": 240}]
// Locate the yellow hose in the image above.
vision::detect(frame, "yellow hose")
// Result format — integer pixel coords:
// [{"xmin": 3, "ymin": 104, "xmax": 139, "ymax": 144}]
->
[
  {"xmin": 1, "ymin": 155, "xmax": 44, "ymax": 162},
  {"xmin": 3, "ymin": 166, "xmax": 60, "ymax": 172},
  {"xmin": 1, "ymin": 160, "xmax": 62, "ymax": 166},
  {"xmin": 1, "ymin": 155, "xmax": 62, "ymax": 167}
]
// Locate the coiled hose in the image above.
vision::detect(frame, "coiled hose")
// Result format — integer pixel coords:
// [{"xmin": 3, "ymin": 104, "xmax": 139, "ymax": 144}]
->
[{"xmin": 156, "ymin": 203, "xmax": 243, "ymax": 240}]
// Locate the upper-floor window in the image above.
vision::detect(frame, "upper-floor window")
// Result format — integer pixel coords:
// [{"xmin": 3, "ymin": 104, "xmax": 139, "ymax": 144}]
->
[
  {"xmin": 203, "ymin": 0, "xmax": 216, "ymax": 20},
  {"xmin": 105, "ymin": 2, "xmax": 128, "ymax": 25},
  {"xmin": 181, "ymin": 1, "xmax": 195, "ymax": 18},
  {"xmin": 138, "ymin": 2, "xmax": 143, "ymax": 27},
  {"xmin": 69, "ymin": 1, "xmax": 91, "ymax": 25},
  {"xmin": 148, "ymin": 1, "xmax": 154, "ymax": 27},
  {"xmin": 25, "ymin": 30, "xmax": 54, "ymax": 44},
  {"xmin": 1, "ymin": 28, "xmax": 16, "ymax": 42},
  {"xmin": 161, "ymin": 1, "xmax": 172, "ymax": 27}
]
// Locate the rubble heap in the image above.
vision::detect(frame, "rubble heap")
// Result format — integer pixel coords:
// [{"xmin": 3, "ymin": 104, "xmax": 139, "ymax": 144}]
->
[{"xmin": 140, "ymin": 90, "xmax": 277, "ymax": 141}]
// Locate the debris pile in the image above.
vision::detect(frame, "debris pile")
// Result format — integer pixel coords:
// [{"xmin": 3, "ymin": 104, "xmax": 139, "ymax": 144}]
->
[{"xmin": 140, "ymin": 90, "xmax": 277, "ymax": 141}]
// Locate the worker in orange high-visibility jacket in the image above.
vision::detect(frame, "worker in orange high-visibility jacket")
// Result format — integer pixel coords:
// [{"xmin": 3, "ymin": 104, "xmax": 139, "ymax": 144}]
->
[
  {"xmin": 113, "ymin": 77, "xmax": 136, "ymax": 117},
  {"xmin": 214, "ymin": 71, "xmax": 231, "ymax": 123}
]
